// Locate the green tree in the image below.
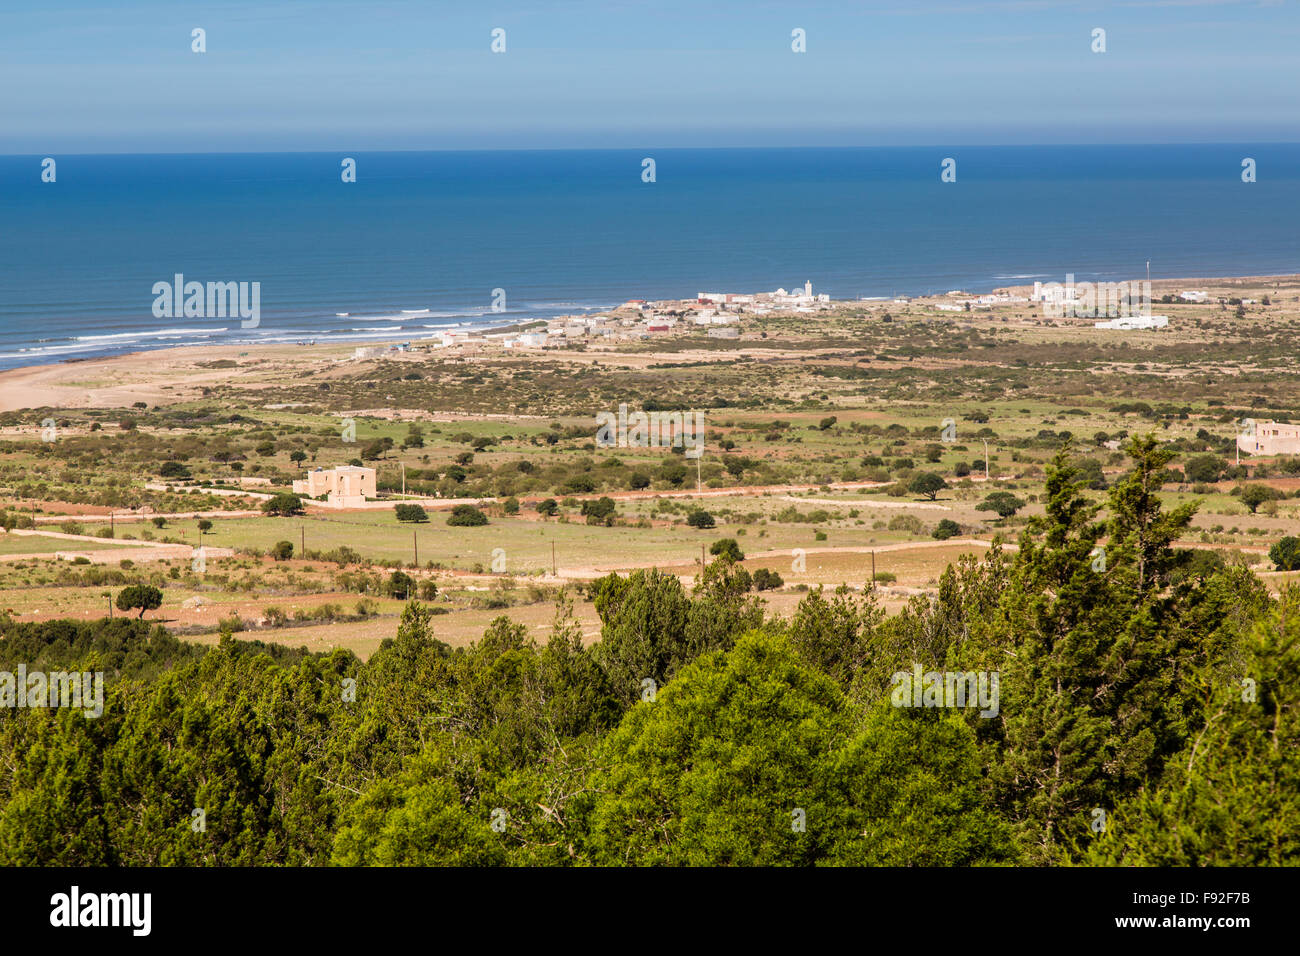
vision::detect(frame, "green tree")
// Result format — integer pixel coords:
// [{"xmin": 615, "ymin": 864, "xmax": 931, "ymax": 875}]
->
[
  {"xmin": 1270, "ymin": 536, "xmax": 1300, "ymax": 571},
  {"xmin": 447, "ymin": 505, "xmax": 488, "ymax": 527},
  {"xmin": 908, "ymin": 472, "xmax": 947, "ymax": 500},
  {"xmin": 394, "ymin": 503, "xmax": 429, "ymax": 523},
  {"xmin": 261, "ymin": 493, "xmax": 305, "ymax": 517},
  {"xmin": 1083, "ymin": 590, "xmax": 1300, "ymax": 865},
  {"xmin": 686, "ymin": 509, "xmax": 715, "ymax": 529},
  {"xmin": 976, "ymin": 491, "xmax": 1026, "ymax": 519},
  {"xmin": 1239, "ymin": 483, "xmax": 1274, "ymax": 514},
  {"xmin": 115, "ymin": 585, "xmax": 163, "ymax": 619},
  {"xmin": 932, "ymin": 518, "xmax": 962, "ymax": 540},
  {"xmin": 709, "ymin": 538, "xmax": 745, "ymax": 562}
]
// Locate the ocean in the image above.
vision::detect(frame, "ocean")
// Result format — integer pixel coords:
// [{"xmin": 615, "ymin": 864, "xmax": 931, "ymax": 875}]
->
[{"xmin": 0, "ymin": 145, "xmax": 1296, "ymax": 370}]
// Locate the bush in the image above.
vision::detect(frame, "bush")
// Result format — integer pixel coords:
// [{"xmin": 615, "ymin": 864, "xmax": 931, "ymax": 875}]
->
[
  {"xmin": 710, "ymin": 538, "xmax": 745, "ymax": 562},
  {"xmin": 752, "ymin": 568, "xmax": 784, "ymax": 591},
  {"xmin": 887, "ymin": 515, "xmax": 923, "ymax": 534},
  {"xmin": 536, "ymin": 498, "xmax": 558, "ymax": 517},
  {"xmin": 1240, "ymin": 484, "xmax": 1280, "ymax": 514},
  {"xmin": 976, "ymin": 491, "xmax": 1026, "ymax": 520},
  {"xmin": 581, "ymin": 497, "xmax": 617, "ymax": 526},
  {"xmin": 1270, "ymin": 536, "xmax": 1300, "ymax": 572},
  {"xmin": 686, "ymin": 509, "xmax": 716, "ymax": 529},
  {"xmin": 270, "ymin": 540, "xmax": 294, "ymax": 561},
  {"xmin": 262, "ymin": 493, "xmax": 305, "ymax": 516},
  {"xmin": 394, "ymin": 503, "xmax": 429, "ymax": 523},
  {"xmin": 932, "ymin": 519, "xmax": 962, "ymax": 540},
  {"xmin": 447, "ymin": 504, "xmax": 488, "ymax": 527},
  {"xmin": 385, "ymin": 570, "xmax": 415, "ymax": 599},
  {"xmin": 1184, "ymin": 454, "xmax": 1227, "ymax": 484}
]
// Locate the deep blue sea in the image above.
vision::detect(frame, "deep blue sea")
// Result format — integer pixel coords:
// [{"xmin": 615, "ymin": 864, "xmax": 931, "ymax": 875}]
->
[{"xmin": 0, "ymin": 145, "xmax": 1297, "ymax": 369}]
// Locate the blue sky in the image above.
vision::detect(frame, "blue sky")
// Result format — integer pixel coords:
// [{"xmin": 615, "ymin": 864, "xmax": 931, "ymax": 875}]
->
[{"xmin": 1, "ymin": 0, "xmax": 1296, "ymax": 152}]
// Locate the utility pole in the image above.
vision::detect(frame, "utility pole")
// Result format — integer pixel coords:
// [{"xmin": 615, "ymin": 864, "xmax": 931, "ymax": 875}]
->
[
  {"xmin": 401, "ymin": 461, "xmax": 406, "ymax": 496},
  {"xmin": 110, "ymin": 511, "xmax": 114, "ymax": 536},
  {"xmin": 551, "ymin": 541, "xmax": 556, "ymax": 577},
  {"xmin": 413, "ymin": 530, "xmax": 418, "ymax": 567},
  {"xmin": 701, "ymin": 543, "xmax": 706, "ymax": 571}
]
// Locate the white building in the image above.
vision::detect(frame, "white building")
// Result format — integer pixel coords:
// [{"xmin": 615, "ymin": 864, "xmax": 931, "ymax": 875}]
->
[
  {"xmin": 1032, "ymin": 281, "xmax": 1081, "ymax": 307},
  {"xmin": 1238, "ymin": 421, "xmax": 1300, "ymax": 457},
  {"xmin": 1093, "ymin": 315, "xmax": 1169, "ymax": 330},
  {"xmin": 293, "ymin": 465, "xmax": 376, "ymax": 507}
]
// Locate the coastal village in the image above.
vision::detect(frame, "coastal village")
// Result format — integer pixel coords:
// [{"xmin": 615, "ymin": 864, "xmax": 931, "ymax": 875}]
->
[{"xmin": 346, "ymin": 277, "xmax": 1251, "ymax": 362}]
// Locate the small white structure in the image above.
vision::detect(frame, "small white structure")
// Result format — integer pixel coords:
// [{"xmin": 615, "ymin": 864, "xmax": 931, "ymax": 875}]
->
[
  {"xmin": 1093, "ymin": 315, "xmax": 1168, "ymax": 330},
  {"xmin": 1238, "ymin": 421, "xmax": 1300, "ymax": 458},
  {"xmin": 1033, "ymin": 281, "xmax": 1080, "ymax": 307},
  {"xmin": 293, "ymin": 465, "xmax": 376, "ymax": 507}
]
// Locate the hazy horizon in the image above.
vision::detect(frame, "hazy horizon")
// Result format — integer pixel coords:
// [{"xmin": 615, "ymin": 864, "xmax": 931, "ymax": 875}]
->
[{"xmin": 3, "ymin": 0, "xmax": 1297, "ymax": 154}]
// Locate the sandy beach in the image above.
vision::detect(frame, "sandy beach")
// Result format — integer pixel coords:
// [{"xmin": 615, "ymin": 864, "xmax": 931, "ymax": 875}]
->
[{"xmin": 3, "ymin": 271, "xmax": 1298, "ymax": 415}]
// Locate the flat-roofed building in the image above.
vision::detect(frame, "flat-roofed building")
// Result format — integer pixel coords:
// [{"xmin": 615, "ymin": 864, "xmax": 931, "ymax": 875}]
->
[
  {"xmin": 1238, "ymin": 421, "xmax": 1300, "ymax": 457},
  {"xmin": 293, "ymin": 465, "xmax": 376, "ymax": 507}
]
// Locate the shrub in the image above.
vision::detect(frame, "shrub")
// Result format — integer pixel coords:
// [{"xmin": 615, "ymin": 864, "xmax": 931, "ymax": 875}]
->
[
  {"xmin": 887, "ymin": 515, "xmax": 923, "ymax": 534},
  {"xmin": 976, "ymin": 491, "xmax": 1026, "ymax": 520},
  {"xmin": 710, "ymin": 538, "xmax": 745, "ymax": 562},
  {"xmin": 932, "ymin": 518, "xmax": 962, "ymax": 540},
  {"xmin": 580, "ymin": 497, "xmax": 615, "ymax": 526},
  {"xmin": 686, "ymin": 509, "xmax": 716, "ymax": 529},
  {"xmin": 1270, "ymin": 536, "xmax": 1300, "ymax": 571},
  {"xmin": 1184, "ymin": 454, "xmax": 1227, "ymax": 484},
  {"xmin": 447, "ymin": 504, "xmax": 488, "ymax": 527},
  {"xmin": 752, "ymin": 568, "xmax": 784, "ymax": 591},
  {"xmin": 262, "ymin": 493, "xmax": 305, "ymax": 516},
  {"xmin": 270, "ymin": 540, "xmax": 294, "ymax": 561},
  {"xmin": 385, "ymin": 571, "xmax": 415, "ymax": 599},
  {"xmin": 394, "ymin": 503, "xmax": 429, "ymax": 523}
]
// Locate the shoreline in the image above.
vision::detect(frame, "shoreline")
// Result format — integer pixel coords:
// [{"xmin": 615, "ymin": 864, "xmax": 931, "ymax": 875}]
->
[
  {"xmin": 6, "ymin": 268, "xmax": 1299, "ymax": 378},
  {"xmin": 1, "ymin": 271, "xmax": 1297, "ymax": 414}
]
